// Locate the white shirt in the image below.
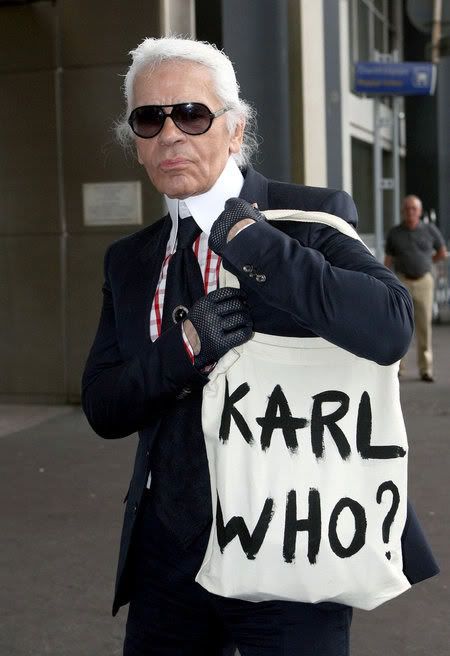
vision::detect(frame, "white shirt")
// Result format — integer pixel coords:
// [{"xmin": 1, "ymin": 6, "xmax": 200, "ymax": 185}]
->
[
  {"xmin": 149, "ymin": 157, "xmax": 244, "ymax": 343},
  {"xmin": 164, "ymin": 156, "xmax": 244, "ymax": 248}
]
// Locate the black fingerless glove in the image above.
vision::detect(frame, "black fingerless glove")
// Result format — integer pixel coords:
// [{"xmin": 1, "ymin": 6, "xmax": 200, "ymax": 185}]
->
[
  {"xmin": 188, "ymin": 287, "xmax": 253, "ymax": 369},
  {"xmin": 208, "ymin": 198, "xmax": 265, "ymax": 255}
]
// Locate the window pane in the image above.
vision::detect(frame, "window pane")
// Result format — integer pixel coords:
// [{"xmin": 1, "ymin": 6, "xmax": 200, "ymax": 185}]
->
[
  {"xmin": 388, "ymin": 0, "xmax": 397, "ymax": 26},
  {"xmin": 388, "ymin": 27, "xmax": 397, "ymax": 53},
  {"xmin": 388, "ymin": 1, "xmax": 399, "ymax": 52},
  {"xmin": 349, "ymin": 0, "xmax": 356, "ymax": 62},
  {"xmin": 358, "ymin": 2, "xmax": 370, "ymax": 60},
  {"xmin": 374, "ymin": 0, "xmax": 384, "ymax": 13},
  {"xmin": 383, "ymin": 149, "xmax": 393, "ymax": 231},
  {"xmin": 349, "ymin": 0, "xmax": 358, "ymax": 91},
  {"xmin": 351, "ymin": 137, "xmax": 374, "ymax": 233},
  {"xmin": 400, "ymin": 157, "xmax": 406, "ymax": 207},
  {"xmin": 374, "ymin": 16, "xmax": 384, "ymax": 52}
]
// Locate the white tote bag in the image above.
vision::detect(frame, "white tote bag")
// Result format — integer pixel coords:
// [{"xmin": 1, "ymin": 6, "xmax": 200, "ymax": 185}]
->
[{"xmin": 196, "ymin": 210, "xmax": 411, "ymax": 611}]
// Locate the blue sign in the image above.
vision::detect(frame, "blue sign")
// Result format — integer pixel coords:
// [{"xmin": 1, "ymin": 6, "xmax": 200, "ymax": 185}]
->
[{"xmin": 354, "ymin": 61, "xmax": 436, "ymax": 96}]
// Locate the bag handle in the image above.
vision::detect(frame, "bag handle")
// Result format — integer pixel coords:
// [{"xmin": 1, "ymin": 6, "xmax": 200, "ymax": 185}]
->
[{"xmin": 219, "ymin": 209, "xmax": 369, "ymax": 289}]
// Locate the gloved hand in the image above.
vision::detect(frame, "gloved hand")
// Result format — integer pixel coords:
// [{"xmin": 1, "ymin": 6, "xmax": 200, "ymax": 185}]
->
[
  {"xmin": 187, "ymin": 287, "xmax": 253, "ymax": 369},
  {"xmin": 208, "ymin": 198, "xmax": 265, "ymax": 256}
]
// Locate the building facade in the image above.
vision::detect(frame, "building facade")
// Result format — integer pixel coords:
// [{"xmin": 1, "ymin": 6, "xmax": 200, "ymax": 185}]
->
[{"xmin": 0, "ymin": 0, "xmax": 447, "ymax": 402}]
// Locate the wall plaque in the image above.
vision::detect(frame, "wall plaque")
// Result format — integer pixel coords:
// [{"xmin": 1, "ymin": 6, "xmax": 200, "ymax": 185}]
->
[{"xmin": 83, "ymin": 181, "xmax": 142, "ymax": 226}]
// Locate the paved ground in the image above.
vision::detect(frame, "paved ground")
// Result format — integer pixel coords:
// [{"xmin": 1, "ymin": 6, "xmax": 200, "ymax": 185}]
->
[{"xmin": 1, "ymin": 323, "xmax": 449, "ymax": 655}]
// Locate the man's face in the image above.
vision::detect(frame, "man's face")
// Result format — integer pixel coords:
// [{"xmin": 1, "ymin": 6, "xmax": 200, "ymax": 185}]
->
[
  {"xmin": 132, "ymin": 61, "xmax": 243, "ymax": 199},
  {"xmin": 402, "ymin": 197, "xmax": 422, "ymax": 230}
]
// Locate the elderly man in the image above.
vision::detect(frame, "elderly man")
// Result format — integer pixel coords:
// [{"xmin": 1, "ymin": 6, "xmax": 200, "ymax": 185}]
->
[
  {"xmin": 385, "ymin": 195, "xmax": 448, "ymax": 382},
  {"xmin": 82, "ymin": 37, "xmax": 438, "ymax": 656}
]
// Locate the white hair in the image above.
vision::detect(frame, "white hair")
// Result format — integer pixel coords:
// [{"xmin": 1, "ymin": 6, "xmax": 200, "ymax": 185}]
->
[
  {"xmin": 115, "ymin": 36, "xmax": 258, "ymax": 167},
  {"xmin": 402, "ymin": 194, "xmax": 423, "ymax": 210}
]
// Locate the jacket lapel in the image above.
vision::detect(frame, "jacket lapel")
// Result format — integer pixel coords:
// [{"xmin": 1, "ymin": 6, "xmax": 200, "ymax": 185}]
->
[
  {"xmin": 239, "ymin": 166, "xmax": 270, "ymax": 210},
  {"xmin": 140, "ymin": 215, "xmax": 172, "ymax": 340},
  {"xmin": 108, "ymin": 215, "xmax": 171, "ymax": 352},
  {"xmin": 140, "ymin": 213, "xmax": 172, "ymax": 263}
]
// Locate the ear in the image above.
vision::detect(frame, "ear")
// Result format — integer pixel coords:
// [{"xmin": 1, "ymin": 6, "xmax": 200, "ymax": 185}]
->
[{"xmin": 229, "ymin": 120, "xmax": 245, "ymax": 155}]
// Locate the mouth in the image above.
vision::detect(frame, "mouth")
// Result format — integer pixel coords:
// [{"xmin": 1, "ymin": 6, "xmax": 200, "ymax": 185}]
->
[{"xmin": 160, "ymin": 158, "xmax": 189, "ymax": 170}]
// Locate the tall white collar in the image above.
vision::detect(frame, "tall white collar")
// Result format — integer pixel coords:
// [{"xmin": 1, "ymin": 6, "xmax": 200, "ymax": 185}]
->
[{"xmin": 164, "ymin": 157, "xmax": 244, "ymax": 254}]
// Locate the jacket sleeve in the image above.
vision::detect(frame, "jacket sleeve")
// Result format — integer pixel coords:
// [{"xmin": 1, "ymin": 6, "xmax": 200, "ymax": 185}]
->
[
  {"xmin": 81, "ymin": 246, "xmax": 207, "ymax": 439},
  {"xmin": 319, "ymin": 189, "xmax": 359, "ymax": 226},
  {"xmin": 220, "ymin": 217, "xmax": 413, "ymax": 366}
]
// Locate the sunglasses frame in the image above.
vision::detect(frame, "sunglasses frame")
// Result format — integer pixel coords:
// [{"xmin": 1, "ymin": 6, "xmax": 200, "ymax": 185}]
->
[{"xmin": 128, "ymin": 102, "xmax": 229, "ymax": 139}]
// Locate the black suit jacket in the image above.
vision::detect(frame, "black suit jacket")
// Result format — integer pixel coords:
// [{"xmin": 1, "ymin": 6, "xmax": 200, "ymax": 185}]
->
[{"xmin": 82, "ymin": 167, "xmax": 438, "ymax": 615}]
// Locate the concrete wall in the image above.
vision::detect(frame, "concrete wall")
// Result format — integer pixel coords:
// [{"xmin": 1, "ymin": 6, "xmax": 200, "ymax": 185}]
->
[
  {"xmin": 0, "ymin": 0, "xmax": 306, "ymax": 403},
  {"xmin": 0, "ymin": 1, "xmax": 163, "ymax": 402}
]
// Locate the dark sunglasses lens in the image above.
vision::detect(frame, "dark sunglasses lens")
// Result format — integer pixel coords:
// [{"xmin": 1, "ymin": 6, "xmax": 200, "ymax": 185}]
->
[
  {"xmin": 172, "ymin": 103, "xmax": 212, "ymax": 134},
  {"xmin": 130, "ymin": 106, "xmax": 164, "ymax": 137}
]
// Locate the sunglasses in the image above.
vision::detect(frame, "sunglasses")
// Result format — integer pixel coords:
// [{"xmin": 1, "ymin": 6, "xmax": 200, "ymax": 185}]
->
[{"xmin": 128, "ymin": 102, "xmax": 230, "ymax": 139}]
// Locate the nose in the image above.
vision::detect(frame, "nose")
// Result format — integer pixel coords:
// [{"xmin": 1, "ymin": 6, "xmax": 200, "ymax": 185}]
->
[{"xmin": 157, "ymin": 113, "xmax": 186, "ymax": 145}]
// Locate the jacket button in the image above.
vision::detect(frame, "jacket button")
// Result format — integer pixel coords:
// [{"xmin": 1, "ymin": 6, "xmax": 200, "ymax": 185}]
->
[
  {"xmin": 133, "ymin": 502, "xmax": 139, "ymax": 514},
  {"xmin": 172, "ymin": 304, "xmax": 189, "ymax": 324},
  {"xmin": 243, "ymin": 264, "xmax": 253, "ymax": 273},
  {"xmin": 255, "ymin": 274, "xmax": 267, "ymax": 283}
]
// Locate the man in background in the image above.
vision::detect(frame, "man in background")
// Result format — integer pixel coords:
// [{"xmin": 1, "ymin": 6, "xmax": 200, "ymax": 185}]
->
[{"xmin": 385, "ymin": 194, "xmax": 448, "ymax": 382}]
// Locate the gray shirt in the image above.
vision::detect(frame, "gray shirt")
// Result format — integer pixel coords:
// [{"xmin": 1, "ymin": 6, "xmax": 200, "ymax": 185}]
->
[{"xmin": 385, "ymin": 221, "xmax": 445, "ymax": 278}]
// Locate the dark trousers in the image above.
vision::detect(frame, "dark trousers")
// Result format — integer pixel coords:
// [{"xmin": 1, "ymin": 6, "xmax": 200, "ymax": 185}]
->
[{"xmin": 124, "ymin": 491, "xmax": 352, "ymax": 656}]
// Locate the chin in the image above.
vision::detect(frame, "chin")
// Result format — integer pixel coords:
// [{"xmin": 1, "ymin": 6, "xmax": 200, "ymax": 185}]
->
[
  {"xmin": 164, "ymin": 182, "xmax": 209, "ymax": 200},
  {"xmin": 156, "ymin": 175, "xmax": 200, "ymax": 200},
  {"xmin": 164, "ymin": 189, "xmax": 192, "ymax": 200}
]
